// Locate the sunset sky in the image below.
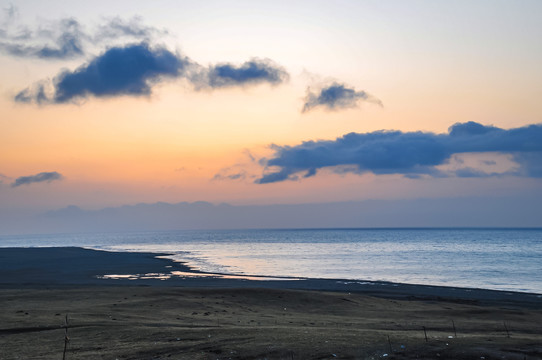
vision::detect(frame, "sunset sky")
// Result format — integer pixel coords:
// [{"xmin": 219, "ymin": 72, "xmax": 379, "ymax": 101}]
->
[{"xmin": 1, "ymin": 0, "xmax": 542, "ymax": 229}]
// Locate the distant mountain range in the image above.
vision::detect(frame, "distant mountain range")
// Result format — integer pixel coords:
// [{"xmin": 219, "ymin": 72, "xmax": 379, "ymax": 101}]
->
[{"xmin": 0, "ymin": 195, "xmax": 538, "ymax": 235}]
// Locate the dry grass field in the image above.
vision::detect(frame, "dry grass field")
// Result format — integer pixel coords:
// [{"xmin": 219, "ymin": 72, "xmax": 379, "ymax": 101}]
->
[{"xmin": 1, "ymin": 287, "xmax": 541, "ymax": 359}]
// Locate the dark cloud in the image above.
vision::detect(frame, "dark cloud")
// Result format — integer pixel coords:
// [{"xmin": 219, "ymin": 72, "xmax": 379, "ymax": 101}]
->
[
  {"xmin": 454, "ymin": 167, "xmax": 501, "ymax": 178},
  {"xmin": 302, "ymin": 82, "xmax": 382, "ymax": 113},
  {"xmin": 11, "ymin": 171, "xmax": 63, "ymax": 187},
  {"xmin": 54, "ymin": 43, "xmax": 187, "ymax": 102},
  {"xmin": 16, "ymin": 47, "xmax": 289, "ymax": 104},
  {"xmin": 202, "ymin": 59, "xmax": 289, "ymax": 88},
  {"xmin": 257, "ymin": 122, "xmax": 542, "ymax": 184},
  {"xmin": 16, "ymin": 43, "xmax": 190, "ymax": 104},
  {"xmin": 448, "ymin": 121, "xmax": 497, "ymax": 137}
]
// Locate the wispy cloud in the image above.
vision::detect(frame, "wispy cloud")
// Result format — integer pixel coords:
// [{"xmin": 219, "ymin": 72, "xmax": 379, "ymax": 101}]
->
[
  {"xmin": 14, "ymin": 82, "xmax": 49, "ymax": 104},
  {"xmin": 212, "ymin": 171, "xmax": 247, "ymax": 181},
  {"xmin": 0, "ymin": 5, "xmax": 164, "ymax": 60},
  {"xmin": 257, "ymin": 122, "xmax": 542, "ymax": 183},
  {"xmin": 2, "ymin": 3, "xmax": 17, "ymax": 20},
  {"xmin": 212, "ymin": 149, "xmax": 262, "ymax": 181},
  {"xmin": 0, "ymin": 17, "xmax": 85, "ymax": 59},
  {"xmin": 94, "ymin": 16, "xmax": 167, "ymax": 42},
  {"xmin": 0, "ymin": 173, "xmax": 9, "ymax": 185},
  {"xmin": 11, "ymin": 171, "xmax": 63, "ymax": 187},
  {"xmin": 302, "ymin": 82, "xmax": 382, "ymax": 113},
  {"xmin": 242, "ymin": 149, "xmax": 257, "ymax": 163}
]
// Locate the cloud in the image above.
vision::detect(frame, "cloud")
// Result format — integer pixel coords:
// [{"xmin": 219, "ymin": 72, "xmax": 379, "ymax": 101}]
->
[
  {"xmin": 54, "ymin": 43, "xmax": 187, "ymax": 102},
  {"xmin": 7, "ymin": 8, "xmax": 289, "ymax": 104},
  {"xmin": 212, "ymin": 171, "xmax": 247, "ymax": 181},
  {"xmin": 196, "ymin": 58, "xmax": 289, "ymax": 89},
  {"xmin": 16, "ymin": 47, "xmax": 290, "ymax": 104},
  {"xmin": 481, "ymin": 160, "xmax": 497, "ymax": 166},
  {"xmin": 16, "ymin": 43, "xmax": 190, "ymax": 104},
  {"xmin": 0, "ymin": 173, "xmax": 9, "ymax": 185},
  {"xmin": 0, "ymin": 17, "xmax": 85, "ymax": 59},
  {"xmin": 513, "ymin": 152, "xmax": 542, "ymax": 178},
  {"xmin": 302, "ymin": 82, "xmax": 382, "ymax": 113},
  {"xmin": 1, "ymin": 4, "xmax": 18, "ymax": 31},
  {"xmin": 3, "ymin": 3, "xmax": 17, "ymax": 19},
  {"xmin": 242, "ymin": 149, "xmax": 257, "ymax": 163},
  {"xmin": 256, "ymin": 121, "xmax": 542, "ymax": 183},
  {"xmin": 0, "ymin": 5, "xmax": 166, "ymax": 60},
  {"xmin": 14, "ymin": 82, "xmax": 49, "ymax": 104},
  {"xmin": 212, "ymin": 149, "xmax": 266, "ymax": 181},
  {"xmin": 94, "ymin": 16, "xmax": 167, "ymax": 42},
  {"xmin": 11, "ymin": 171, "xmax": 63, "ymax": 187},
  {"xmin": 212, "ymin": 163, "xmax": 251, "ymax": 181}
]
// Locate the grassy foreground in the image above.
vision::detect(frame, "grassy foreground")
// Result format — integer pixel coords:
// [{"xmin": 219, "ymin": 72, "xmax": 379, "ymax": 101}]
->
[{"xmin": 1, "ymin": 286, "xmax": 541, "ymax": 359}]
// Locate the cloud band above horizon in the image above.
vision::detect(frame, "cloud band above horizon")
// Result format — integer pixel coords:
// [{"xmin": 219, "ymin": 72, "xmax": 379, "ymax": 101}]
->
[{"xmin": 257, "ymin": 122, "xmax": 542, "ymax": 183}]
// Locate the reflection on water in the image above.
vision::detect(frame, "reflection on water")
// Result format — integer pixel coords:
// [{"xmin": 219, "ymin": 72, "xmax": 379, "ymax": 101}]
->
[
  {"xmin": 98, "ymin": 271, "xmax": 302, "ymax": 281},
  {"xmin": 2, "ymin": 228, "xmax": 541, "ymax": 293},
  {"xmin": 98, "ymin": 273, "xmax": 169, "ymax": 280}
]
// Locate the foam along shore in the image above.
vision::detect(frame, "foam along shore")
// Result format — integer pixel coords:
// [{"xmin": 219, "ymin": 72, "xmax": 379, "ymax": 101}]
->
[{"xmin": 1, "ymin": 247, "xmax": 541, "ymax": 359}]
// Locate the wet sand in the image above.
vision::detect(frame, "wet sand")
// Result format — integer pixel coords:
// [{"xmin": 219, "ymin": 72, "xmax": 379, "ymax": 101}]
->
[{"xmin": 1, "ymin": 247, "xmax": 541, "ymax": 359}]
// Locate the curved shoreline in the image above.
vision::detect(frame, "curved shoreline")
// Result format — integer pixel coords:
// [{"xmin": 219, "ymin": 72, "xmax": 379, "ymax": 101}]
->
[
  {"xmin": 1, "ymin": 247, "xmax": 541, "ymax": 307},
  {"xmin": 2, "ymin": 247, "xmax": 542, "ymax": 359}
]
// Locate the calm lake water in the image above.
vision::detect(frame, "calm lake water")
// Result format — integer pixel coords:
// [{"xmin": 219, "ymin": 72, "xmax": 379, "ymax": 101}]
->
[{"xmin": 1, "ymin": 228, "xmax": 541, "ymax": 294}]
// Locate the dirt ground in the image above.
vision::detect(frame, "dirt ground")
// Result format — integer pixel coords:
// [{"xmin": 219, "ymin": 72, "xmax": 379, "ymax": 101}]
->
[{"xmin": 1, "ymin": 286, "xmax": 541, "ymax": 359}]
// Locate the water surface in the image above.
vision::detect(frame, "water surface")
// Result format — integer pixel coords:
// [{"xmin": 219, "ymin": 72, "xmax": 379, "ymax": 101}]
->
[{"xmin": 1, "ymin": 228, "xmax": 540, "ymax": 293}]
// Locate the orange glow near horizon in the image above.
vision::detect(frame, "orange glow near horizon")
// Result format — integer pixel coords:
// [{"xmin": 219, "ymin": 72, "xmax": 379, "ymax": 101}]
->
[{"xmin": 1, "ymin": 0, "xmax": 542, "ymax": 217}]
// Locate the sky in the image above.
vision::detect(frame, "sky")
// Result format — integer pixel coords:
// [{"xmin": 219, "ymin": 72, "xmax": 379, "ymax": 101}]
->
[{"xmin": 1, "ymin": 0, "xmax": 542, "ymax": 231}]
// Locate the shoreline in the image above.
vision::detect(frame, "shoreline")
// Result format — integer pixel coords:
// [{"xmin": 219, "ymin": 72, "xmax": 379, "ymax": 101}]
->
[
  {"xmin": 1, "ymin": 246, "xmax": 540, "ymax": 306},
  {"xmin": 2, "ymin": 246, "xmax": 541, "ymax": 359}
]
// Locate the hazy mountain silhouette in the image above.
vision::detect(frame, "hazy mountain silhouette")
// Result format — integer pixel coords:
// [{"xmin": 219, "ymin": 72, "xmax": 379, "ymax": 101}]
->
[{"xmin": 0, "ymin": 196, "xmax": 536, "ymax": 235}]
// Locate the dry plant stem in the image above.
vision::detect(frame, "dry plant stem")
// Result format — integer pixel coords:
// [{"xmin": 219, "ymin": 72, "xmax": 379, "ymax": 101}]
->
[
  {"xmin": 423, "ymin": 326, "xmax": 428, "ymax": 342},
  {"xmin": 62, "ymin": 314, "xmax": 69, "ymax": 360},
  {"xmin": 504, "ymin": 321, "xmax": 510, "ymax": 338}
]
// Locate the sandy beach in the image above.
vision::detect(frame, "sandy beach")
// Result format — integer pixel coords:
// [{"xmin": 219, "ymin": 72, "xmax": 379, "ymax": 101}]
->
[{"xmin": 1, "ymin": 247, "xmax": 541, "ymax": 359}]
